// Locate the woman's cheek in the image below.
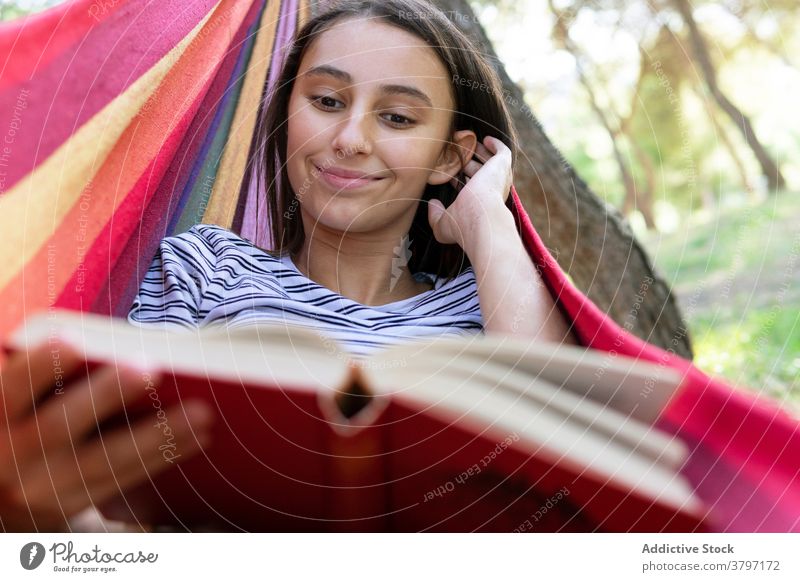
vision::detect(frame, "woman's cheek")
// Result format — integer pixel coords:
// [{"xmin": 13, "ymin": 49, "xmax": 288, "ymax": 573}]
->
[{"xmin": 388, "ymin": 142, "xmax": 442, "ymax": 184}]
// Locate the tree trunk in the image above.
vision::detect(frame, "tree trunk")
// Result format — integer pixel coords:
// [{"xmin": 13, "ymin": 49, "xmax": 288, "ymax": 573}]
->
[
  {"xmin": 672, "ymin": 0, "xmax": 786, "ymax": 194},
  {"xmin": 309, "ymin": 0, "xmax": 693, "ymax": 359}
]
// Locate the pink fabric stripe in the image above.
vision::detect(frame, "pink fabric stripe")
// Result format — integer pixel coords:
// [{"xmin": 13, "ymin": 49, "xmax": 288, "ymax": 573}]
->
[
  {"xmin": 0, "ymin": 0, "xmax": 218, "ymax": 194},
  {"xmin": 0, "ymin": 0, "xmax": 127, "ymax": 91},
  {"xmin": 56, "ymin": 82, "xmax": 214, "ymax": 311}
]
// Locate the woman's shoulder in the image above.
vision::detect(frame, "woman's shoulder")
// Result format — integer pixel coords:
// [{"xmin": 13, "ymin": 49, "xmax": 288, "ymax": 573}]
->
[
  {"xmin": 176, "ymin": 223, "xmax": 247, "ymax": 248},
  {"xmin": 161, "ymin": 224, "xmax": 284, "ymax": 264},
  {"xmin": 146, "ymin": 224, "xmax": 287, "ymax": 284},
  {"xmin": 415, "ymin": 265, "xmax": 476, "ymax": 292}
]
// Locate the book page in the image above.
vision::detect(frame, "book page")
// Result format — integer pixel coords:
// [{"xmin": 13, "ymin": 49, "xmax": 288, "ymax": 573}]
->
[
  {"xmin": 10, "ymin": 310, "xmax": 351, "ymax": 394},
  {"xmin": 373, "ymin": 333, "xmax": 682, "ymax": 424},
  {"xmin": 364, "ymin": 354, "xmax": 686, "ymax": 468}
]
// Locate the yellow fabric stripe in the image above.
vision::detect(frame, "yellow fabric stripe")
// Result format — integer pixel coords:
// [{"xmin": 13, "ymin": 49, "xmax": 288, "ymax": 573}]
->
[{"xmin": 298, "ymin": 0, "xmax": 309, "ymax": 26}]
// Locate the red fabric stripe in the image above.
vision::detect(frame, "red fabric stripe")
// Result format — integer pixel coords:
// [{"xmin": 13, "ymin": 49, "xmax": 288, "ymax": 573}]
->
[
  {"xmin": 56, "ymin": 0, "xmax": 261, "ymax": 312},
  {"xmin": 55, "ymin": 86, "xmax": 210, "ymax": 312}
]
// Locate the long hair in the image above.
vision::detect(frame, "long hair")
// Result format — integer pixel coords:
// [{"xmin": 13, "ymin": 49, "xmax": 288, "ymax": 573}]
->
[{"xmin": 250, "ymin": 0, "xmax": 518, "ymax": 281}]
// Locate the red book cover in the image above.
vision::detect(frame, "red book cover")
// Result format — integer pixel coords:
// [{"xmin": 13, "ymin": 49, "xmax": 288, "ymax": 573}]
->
[{"xmin": 6, "ymin": 310, "xmax": 709, "ymax": 532}]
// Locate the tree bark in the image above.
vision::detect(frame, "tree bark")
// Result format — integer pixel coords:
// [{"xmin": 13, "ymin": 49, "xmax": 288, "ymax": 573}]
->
[
  {"xmin": 309, "ymin": 0, "xmax": 693, "ymax": 359},
  {"xmin": 672, "ymin": 0, "xmax": 786, "ymax": 193}
]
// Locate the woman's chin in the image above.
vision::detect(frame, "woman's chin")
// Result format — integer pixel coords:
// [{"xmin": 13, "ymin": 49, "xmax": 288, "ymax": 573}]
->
[{"xmin": 309, "ymin": 206, "xmax": 385, "ymax": 234}]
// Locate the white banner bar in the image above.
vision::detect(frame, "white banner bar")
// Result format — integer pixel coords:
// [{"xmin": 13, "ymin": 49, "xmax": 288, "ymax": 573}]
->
[{"xmin": 1, "ymin": 533, "xmax": 797, "ymax": 580}]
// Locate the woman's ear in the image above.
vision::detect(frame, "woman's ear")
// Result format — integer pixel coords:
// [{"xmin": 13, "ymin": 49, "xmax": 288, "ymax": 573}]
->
[{"xmin": 427, "ymin": 129, "xmax": 477, "ymax": 186}]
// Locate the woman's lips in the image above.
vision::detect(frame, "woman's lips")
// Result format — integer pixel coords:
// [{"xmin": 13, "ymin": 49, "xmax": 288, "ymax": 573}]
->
[{"xmin": 314, "ymin": 165, "xmax": 384, "ymax": 190}]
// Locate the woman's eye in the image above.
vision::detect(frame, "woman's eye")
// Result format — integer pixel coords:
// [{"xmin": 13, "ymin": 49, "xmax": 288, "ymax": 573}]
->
[
  {"xmin": 381, "ymin": 112, "xmax": 415, "ymax": 127},
  {"xmin": 309, "ymin": 95, "xmax": 342, "ymax": 109}
]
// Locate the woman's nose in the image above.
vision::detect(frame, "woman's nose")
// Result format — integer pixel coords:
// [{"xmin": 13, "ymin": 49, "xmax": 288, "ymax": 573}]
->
[{"xmin": 330, "ymin": 110, "xmax": 373, "ymax": 156}]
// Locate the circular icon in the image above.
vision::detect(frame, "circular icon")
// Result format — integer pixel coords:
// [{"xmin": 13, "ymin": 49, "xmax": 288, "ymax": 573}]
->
[{"xmin": 20, "ymin": 542, "xmax": 46, "ymax": 570}]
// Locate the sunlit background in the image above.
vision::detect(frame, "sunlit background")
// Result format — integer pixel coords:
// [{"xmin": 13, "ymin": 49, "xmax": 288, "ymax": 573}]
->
[{"xmin": 3, "ymin": 0, "xmax": 798, "ymax": 407}]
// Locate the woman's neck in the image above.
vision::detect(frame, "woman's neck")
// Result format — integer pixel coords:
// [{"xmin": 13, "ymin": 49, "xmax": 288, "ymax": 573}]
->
[{"xmin": 291, "ymin": 235, "xmax": 433, "ymax": 307}]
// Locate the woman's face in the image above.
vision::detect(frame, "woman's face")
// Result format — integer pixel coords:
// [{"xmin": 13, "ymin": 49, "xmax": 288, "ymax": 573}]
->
[{"xmin": 285, "ymin": 17, "xmax": 461, "ymax": 237}]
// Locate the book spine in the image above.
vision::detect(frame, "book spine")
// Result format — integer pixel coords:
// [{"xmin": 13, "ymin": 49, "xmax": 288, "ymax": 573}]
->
[
  {"xmin": 325, "ymin": 368, "xmax": 389, "ymax": 532},
  {"xmin": 327, "ymin": 426, "xmax": 388, "ymax": 532}
]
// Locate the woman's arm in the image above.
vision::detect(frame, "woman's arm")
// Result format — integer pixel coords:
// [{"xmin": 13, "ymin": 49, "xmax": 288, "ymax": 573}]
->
[
  {"xmin": 428, "ymin": 135, "xmax": 578, "ymax": 345},
  {"xmin": 463, "ymin": 206, "xmax": 578, "ymax": 344}
]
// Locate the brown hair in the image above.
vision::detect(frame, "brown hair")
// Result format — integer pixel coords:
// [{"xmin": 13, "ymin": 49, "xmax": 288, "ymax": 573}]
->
[{"xmin": 249, "ymin": 0, "xmax": 518, "ymax": 281}]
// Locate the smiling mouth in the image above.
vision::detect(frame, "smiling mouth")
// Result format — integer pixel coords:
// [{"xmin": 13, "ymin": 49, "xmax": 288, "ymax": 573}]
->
[{"xmin": 314, "ymin": 165, "xmax": 386, "ymax": 190}]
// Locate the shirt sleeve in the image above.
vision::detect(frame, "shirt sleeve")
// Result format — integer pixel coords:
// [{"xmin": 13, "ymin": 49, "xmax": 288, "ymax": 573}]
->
[{"xmin": 127, "ymin": 226, "xmax": 217, "ymax": 330}]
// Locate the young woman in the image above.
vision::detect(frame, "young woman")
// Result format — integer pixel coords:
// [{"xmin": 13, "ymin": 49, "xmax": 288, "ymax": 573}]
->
[
  {"xmin": 127, "ymin": 0, "xmax": 576, "ymax": 357},
  {"xmin": 0, "ymin": 0, "xmax": 574, "ymax": 531}
]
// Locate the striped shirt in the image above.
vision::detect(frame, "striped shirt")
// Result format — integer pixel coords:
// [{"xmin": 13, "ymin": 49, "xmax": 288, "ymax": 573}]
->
[{"xmin": 127, "ymin": 224, "xmax": 484, "ymax": 359}]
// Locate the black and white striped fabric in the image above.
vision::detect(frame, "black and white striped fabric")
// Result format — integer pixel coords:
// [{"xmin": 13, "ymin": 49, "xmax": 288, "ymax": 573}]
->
[{"xmin": 128, "ymin": 224, "xmax": 484, "ymax": 359}]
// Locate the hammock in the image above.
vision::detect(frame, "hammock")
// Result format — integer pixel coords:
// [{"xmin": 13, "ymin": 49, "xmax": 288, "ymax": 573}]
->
[
  {"xmin": 0, "ymin": 0, "xmax": 305, "ymax": 329},
  {"xmin": 1, "ymin": 0, "xmax": 798, "ymax": 533}
]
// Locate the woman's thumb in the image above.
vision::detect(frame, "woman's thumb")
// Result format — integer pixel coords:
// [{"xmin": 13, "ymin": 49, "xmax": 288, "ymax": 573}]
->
[
  {"xmin": 428, "ymin": 199, "xmax": 456, "ymax": 244},
  {"xmin": 428, "ymin": 199, "xmax": 445, "ymax": 227}
]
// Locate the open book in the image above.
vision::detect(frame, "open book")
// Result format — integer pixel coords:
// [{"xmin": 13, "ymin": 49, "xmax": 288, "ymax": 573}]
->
[{"xmin": 8, "ymin": 309, "xmax": 708, "ymax": 532}]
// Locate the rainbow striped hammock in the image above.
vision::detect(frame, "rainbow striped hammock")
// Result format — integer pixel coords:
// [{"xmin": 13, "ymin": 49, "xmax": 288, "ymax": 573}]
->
[{"xmin": 1, "ymin": 0, "xmax": 799, "ymax": 533}]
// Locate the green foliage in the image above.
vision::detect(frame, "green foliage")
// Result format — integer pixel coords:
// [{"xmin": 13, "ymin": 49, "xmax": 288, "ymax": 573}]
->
[
  {"xmin": 478, "ymin": 0, "xmax": 800, "ymax": 227},
  {"xmin": 645, "ymin": 193, "xmax": 800, "ymax": 408},
  {"xmin": 0, "ymin": 5, "xmax": 30, "ymax": 21}
]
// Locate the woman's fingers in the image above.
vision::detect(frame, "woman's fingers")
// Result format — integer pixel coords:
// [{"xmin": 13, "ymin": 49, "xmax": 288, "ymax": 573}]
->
[
  {"xmin": 462, "ymin": 139, "xmax": 502, "ymax": 178},
  {"xmin": 474, "ymin": 141, "xmax": 492, "ymax": 163},
  {"xmin": 15, "ymin": 364, "xmax": 163, "ymax": 459},
  {"xmin": 0, "ymin": 340, "xmax": 84, "ymax": 424},
  {"xmin": 18, "ymin": 399, "xmax": 214, "ymax": 518},
  {"xmin": 463, "ymin": 159, "xmax": 482, "ymax": 177},
  {"xmin": 65, "ymin": 400, "xmax": 213, "ymax": 513}
]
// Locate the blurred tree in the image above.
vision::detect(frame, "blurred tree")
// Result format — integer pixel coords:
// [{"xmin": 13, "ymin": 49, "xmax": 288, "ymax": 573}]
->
[
  {"xmin": 721, "ymin": 0, "xmax": 798, "ymax": 70},
  {"xmin": 618, "ymin": 50, "xmax": 659, "ymax": 221},
  {"xmin": 669, "ymin": 0, "xmax": 787, "ymax": 193},
  {"xmin": 547, "ymin": 0, "xmax": 656, "ymax": 229}
]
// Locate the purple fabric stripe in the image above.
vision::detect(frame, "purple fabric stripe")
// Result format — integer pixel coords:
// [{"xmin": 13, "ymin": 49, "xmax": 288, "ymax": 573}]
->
[{"xmin": 240, "ymin": 0, "xmax": 298, "ymax": 248}]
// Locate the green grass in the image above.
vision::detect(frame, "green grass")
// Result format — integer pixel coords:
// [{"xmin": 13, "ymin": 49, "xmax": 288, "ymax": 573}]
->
[{"xmin": 643, "ymin": 194, "xmax": 800, "ymax": 409}]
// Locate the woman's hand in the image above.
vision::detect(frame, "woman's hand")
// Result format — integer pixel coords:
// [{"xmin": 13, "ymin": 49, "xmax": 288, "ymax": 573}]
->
[
  {"xmin": 0, "ymin": 340, "xmax": 214, "ymax": 532},
  {"xmin": 427, "ymin": 135, "xmax": 513, "ymax": 255}
]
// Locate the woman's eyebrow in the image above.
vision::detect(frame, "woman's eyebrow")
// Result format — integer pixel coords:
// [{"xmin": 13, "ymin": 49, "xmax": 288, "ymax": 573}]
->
[
  {"xmin": 380, "ymin": 84, "xmax": 433, "ymax": 108},
  {"xmin": 302, "ymin": 65, "xmax": 434, "ymax": 107}
]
